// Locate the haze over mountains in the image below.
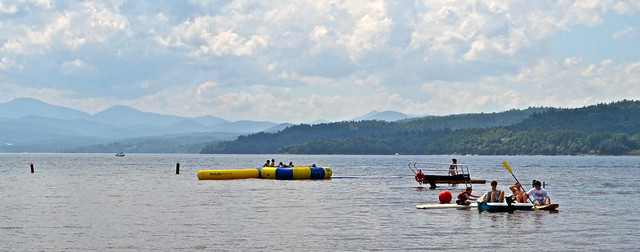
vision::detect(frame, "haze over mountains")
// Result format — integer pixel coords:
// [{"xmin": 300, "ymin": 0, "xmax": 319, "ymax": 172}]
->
[{"xmin": 0, "ymin": 98, "xmax": 418, "ymax": 153}]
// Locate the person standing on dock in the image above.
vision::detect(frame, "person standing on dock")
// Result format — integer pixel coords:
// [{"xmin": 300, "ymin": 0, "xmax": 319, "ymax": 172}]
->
[{"xmin": 449, "ymin": 159, "xmax": 457, "ymax": 175}]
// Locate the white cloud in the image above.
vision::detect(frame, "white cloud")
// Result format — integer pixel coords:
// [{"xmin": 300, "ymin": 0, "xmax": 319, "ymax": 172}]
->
[
  {"xmin": 613, "ymin": 25, "xmax": 637, "ymax": 39},
  {"xmin": 1, "ymin": 0, "xmax": 640, "ymax": 123},
  {"xmin": 0, "ymin": 56, "xmax": 21, "ymax": 70},
  {"xmin": 336, "ymin": 1, "xmax": 393, "ymax": 61},
  {"xmin": 59, "ymin": 59, "xmax": 98, "ymax": 76},
  {"xmin": 1, "ymin": 1, "xmax": 129, "ymax": 55}
]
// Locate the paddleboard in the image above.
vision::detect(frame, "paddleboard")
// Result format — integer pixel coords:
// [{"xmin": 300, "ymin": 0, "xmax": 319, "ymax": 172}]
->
[
  {"xmin": 535, "ymin": 203, "xmax": 559, "ymax": 210},
  {"xmin": 416, "ymin": 203, "xmax": 477, "ymax": 209}
]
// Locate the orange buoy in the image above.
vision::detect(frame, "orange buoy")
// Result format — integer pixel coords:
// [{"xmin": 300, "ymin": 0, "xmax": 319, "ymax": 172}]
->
[{"xmin": 439, "ymin": 190, "xmax": 452, "ymax": 203}]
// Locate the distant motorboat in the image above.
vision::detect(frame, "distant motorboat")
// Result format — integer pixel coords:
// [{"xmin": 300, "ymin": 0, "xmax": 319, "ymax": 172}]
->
[{"xmin": 115, "ymin": 152, "xmax": 125, "ymax": 157}]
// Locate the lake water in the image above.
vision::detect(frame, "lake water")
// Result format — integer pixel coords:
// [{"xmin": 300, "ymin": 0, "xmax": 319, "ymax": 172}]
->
[{"xmin": 1, "ymin": 154, "xmax": 638, "ymax": 251}]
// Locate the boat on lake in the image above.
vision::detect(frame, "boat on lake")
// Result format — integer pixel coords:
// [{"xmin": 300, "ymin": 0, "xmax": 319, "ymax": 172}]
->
[
  {"xmin": 409, "ymin": 161, "xmax": 486, "ymax": 189},
  {"xmin": 115, "ymin": 152, "xmax": 125, "ymax": 157}
]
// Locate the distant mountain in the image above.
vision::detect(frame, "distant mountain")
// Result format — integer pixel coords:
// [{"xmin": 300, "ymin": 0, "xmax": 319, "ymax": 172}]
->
[
  {"xmin": 0, "ymin": 98, "xmax": 289, "ymax": 153},
  {"xmin": 93, "ymin": 105, "xmax": 189, "ymax": 128},
  {"xmin": 192, "ymin": 115, "xmax": 229, "ymax": 126},
  {"xmin": 64, "ymin": 132, "xmax": 240, "ymax": 154},
  {"xmin": 209, "ymin": 120, "xmax": 279, "ymax": 134},
  {"xmin": 0, "ymin": 97, "xmax": 92, "ymax": 120},
  {"xmin": 351, "ymin": 110, "xmax": 418, "ymax": 121},
  {"xmin": 308, "ymin": 119, "xmax": 330, "ymax": 125},
  {"xmin": 264, "ymin": 123, "xmax": 295, "ymax": 132}
]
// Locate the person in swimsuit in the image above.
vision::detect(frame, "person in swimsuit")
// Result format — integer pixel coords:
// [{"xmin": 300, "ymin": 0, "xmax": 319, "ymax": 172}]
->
[
  {"xmin": 449, "ymin": 159, "xmax": 457, "ymax": 175},
  {"xmin": 509, "ymin": 182, "xmax": 528, "ymax": 203}
]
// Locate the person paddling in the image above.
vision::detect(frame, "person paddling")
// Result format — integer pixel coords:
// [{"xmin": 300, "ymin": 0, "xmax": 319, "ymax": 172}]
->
[{"xmin": 527, "ymin": 180, "xmax": 551, "ymax": 206}]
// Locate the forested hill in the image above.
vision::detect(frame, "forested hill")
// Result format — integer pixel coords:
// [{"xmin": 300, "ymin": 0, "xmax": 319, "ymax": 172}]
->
[
  {"xmin": 200, "ymin": 107, "xmax": 544, "ymax": 154},
  {"xmin": 508, "ymin": 100, "xmax": 640, "ymax": 134},
  {"xmin": 200, "ymin": 100, "xmax": 640, "ymax": 155}
]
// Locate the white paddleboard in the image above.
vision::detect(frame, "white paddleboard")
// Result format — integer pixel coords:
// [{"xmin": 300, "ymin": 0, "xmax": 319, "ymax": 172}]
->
[{"xmin": 416, "ymin": 203, "xmax": 477, "ymax": 209}]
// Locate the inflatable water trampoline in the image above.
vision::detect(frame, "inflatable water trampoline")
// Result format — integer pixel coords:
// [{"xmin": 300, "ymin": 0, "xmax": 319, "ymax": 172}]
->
[{"xmin": 197, "ymin": 166, "xmax": 332, "ymax": 180}]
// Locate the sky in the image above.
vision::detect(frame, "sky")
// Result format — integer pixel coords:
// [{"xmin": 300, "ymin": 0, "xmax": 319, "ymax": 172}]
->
[{"xmin": 1, "ymin": 0, "xmax": 639, "ymax": 123}]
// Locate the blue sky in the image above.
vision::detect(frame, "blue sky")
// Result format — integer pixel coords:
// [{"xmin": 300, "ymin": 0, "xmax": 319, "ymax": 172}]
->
[{"xmin": 1, "ymin": 0, "xmax": 639, "ymax": 123}]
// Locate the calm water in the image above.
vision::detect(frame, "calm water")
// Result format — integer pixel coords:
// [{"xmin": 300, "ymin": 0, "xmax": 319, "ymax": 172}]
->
[{"xmin": 1, "ymin": 154, "xmax": 639, "ymax": 251}]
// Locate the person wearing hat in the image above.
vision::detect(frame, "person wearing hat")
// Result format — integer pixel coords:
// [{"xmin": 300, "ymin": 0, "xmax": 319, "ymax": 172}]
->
[{"xmin": 527, "ymin": 180, "xmax": 551, "ymax": 206}]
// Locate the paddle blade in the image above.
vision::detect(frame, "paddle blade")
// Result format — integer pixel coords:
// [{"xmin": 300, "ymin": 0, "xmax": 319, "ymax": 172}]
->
[{"xmin": 502, "ymin": 161, "xmax": 514, "ymax": 175}]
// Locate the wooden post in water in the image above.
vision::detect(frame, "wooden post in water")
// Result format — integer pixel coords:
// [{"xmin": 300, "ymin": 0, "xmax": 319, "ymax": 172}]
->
[
  {"xmin": 30, "ymin": 163, "xmax": 34, "ymax": 173},
  {"xmin": 176, "ymin": 163, "xmax": 180, "ymax": 174}
]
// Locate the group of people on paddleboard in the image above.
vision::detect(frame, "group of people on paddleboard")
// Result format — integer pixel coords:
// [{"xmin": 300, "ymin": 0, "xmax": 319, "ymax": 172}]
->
[{"xmin": 456, "ymin": 180, "xmax": 551, "ymax": 206}]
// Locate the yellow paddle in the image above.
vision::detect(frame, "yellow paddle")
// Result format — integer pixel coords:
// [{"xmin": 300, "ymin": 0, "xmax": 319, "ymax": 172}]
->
[{"xmin": 502, "ymin": 161, "xmax": 534, "ymax": 205}]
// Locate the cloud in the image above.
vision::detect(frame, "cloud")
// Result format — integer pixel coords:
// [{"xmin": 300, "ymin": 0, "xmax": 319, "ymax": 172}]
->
[
  {"xmin": 0, "ymin": 0, "xmax": 639, "ymax": 123},
  {"xmin": 613, "ymin": 25, "xmax": 637, "ymax": 39},
  {"xmin": 59, "ymin": 59, "xmax": 98, "ymax": 76},
  {"xmin": 1, "ymin": 2, "xmax": 129, "ymax": 55}
]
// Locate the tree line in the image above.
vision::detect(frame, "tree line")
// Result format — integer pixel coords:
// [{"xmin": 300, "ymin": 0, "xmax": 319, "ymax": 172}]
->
[{"xmin": 201, "ymin": 100, "xmax": 640, "ymax": 155}]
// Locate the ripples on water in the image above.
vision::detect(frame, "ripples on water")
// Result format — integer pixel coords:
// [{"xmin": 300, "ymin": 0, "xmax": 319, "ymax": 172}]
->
[{"xmin": 1, "ymin": 154, "xmax": 639, "ymax": 251}]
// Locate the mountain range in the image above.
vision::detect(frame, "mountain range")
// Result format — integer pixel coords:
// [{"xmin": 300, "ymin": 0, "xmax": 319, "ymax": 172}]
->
[{"xmin": 0, "ymin": 98, "xmax": 418, "ymax": 153}]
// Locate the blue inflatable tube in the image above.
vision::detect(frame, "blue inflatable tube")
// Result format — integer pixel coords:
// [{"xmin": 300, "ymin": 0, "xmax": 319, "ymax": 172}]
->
[{"xmin": 258, "ymin": 166, "xmax": 332, "ymax": 180}]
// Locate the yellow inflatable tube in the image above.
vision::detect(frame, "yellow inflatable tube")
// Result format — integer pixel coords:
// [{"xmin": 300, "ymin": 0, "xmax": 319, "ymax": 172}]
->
[{"xmin": 197, "ymin": 169, "xmax": 260, "ymax": 180}]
